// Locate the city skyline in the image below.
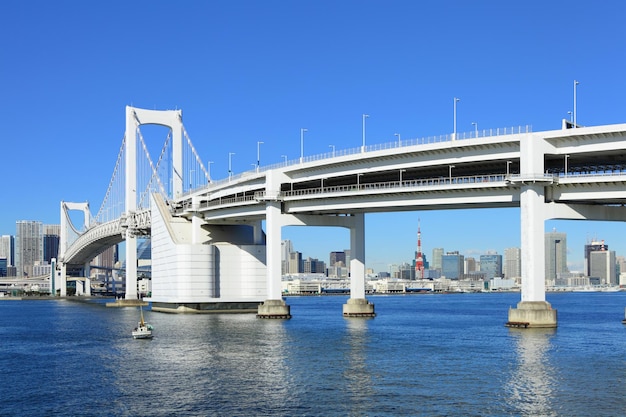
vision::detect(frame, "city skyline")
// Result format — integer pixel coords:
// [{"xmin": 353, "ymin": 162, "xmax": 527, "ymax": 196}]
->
[{"xmin": 2, "ymin": 2, "xmax": 626, "ymax": 275}]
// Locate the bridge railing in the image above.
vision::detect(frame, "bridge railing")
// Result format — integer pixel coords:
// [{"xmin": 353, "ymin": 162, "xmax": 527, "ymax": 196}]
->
[
  {"xmin": 283, "ymin": 174, "xmax": 509, "ymax": 197},
  {"xmin": 202, "ymin": 125, "xmax": 532, "ymax": 190}
]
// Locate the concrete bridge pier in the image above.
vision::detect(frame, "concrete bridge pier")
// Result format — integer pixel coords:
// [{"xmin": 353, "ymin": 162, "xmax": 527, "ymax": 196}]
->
[
  {"xmin": 343, "ymin": 212, "xmax": 375, "ymax": 317},
  {"xmin": 257, "ymin": 200, "xmax": 291, "ymax": 319},
  {"xmin": 507, "ymin": 134, "xmax": 557, "ymax": 328}
]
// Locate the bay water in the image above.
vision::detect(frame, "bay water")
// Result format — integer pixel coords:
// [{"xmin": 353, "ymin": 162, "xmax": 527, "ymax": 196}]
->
[{"xmin": 1, "ymin": 292, "xmax": 625, "ymax": 416}]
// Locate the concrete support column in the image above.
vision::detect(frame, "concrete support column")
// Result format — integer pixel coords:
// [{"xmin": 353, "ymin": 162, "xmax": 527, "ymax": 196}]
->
[
  {"xmin": 125, "ymin": 231, "xmax": 138, "ymax": 300},
  {"xmin": 507, "ymin": 184, "xmax": 557, "ymax": 328},
  {"xmin": 84, "ymin": 262, "xmax": 91, "ymax": 296},
  {"xmin": 257, "ymin": 201, "xmax": 291, "ymax": 319},
  {"xmin": 59, "ymin": 263, "xmax": 67, "ymax": 297},
  {"xmin": 343, "ymin": 213, "xmax": 375, "ymax": 317}
]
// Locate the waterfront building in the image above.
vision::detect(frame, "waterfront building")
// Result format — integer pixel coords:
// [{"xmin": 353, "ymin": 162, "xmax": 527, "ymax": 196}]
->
[
  {"xmin": 43, "ymin": 224, "xmax": 60, "ymax": 263},
  {"xmin": 442, "ymin": 251, "xmax": 464, "ymax": 280},
  {"xmin": 329, "ymin": 251, "xmax": 346, "ymax": 267},
  {"xmin": 545, "ymin": 230, "xmax": 567, "ymax": 284},
  {"xmin": 303, "ymin": 257, "xmax": 326, "ymax": 274},
  {"xmin": 480, "ymin": 253, "xmax": 502, "ymax": 280},
  {"xmin": 464, "ymin": 257, "xmax": 477, "ymax": 274},
  {"xmin": 0, "ymin": 258, "xmax": 6, "ymax": 277},
  {"xmin": 584, "ymin": 240, "xmax": 608, "ymax": 277},
  {"xmin": 589, "ymin": 249, "xmax": 616, "ymax": 285},
  {"xmin": 0, "ymin": 235, "xmax": 14, "ymax": 267},
  {"xmin": 288, "ymin": 251, "xmax": 302, "ymax": 274},
  {"xmin": 504, "ymin": 247, "xmax": 521, "ymax": 280},
  {"xmin": 432, "ymin": 248, "xmax": 444, "ymax": 271},
  {"xmin": 15, "ymin": 220, "xmax": 43, "ymax": 278}
]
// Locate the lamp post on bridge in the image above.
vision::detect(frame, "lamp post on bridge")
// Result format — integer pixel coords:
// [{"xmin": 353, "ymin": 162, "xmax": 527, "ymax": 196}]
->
[
  {"xmin": 257, "ymin": 141, "xmax": 264, "ymax": 172},
  {"xmin": 453, "ymin": 97, "xmax": 460, "ymax": 140},
  {"xmin": 449, "ymin": 165, "xmax": 455, "ymax": 183},
  {"xmin": 357, "ymin": 173, "xmax": 363, "ymax": 188},
  {"xmin": 207, "ymin": 161, "xmax": 213, "ymax": 183},
  {"xmin": 228, "ymin": 152, "xmax": 235, "ymax": 181},
  {"xmin": 573, "ymin": 80, "xmax": 579, "ymax": 128},
  {"xmin": 281, "ymin": 155, "xmax": 287, "ymax": 164},
  {"xmin": 395, "ymin": 133, "xmax": 401, "ymax": 146},
  {"xmin": 400, "ymin": 169, "xmax": 406, "ymax": 184},
  {"xmin": 472, "ymin": 122, "xmax": 478, "ymax": 138},
  {"xmin": 329, "ymin": 144, "xmax": 335, "ymax": 157},
  {"xmin": 300, "ymin": 128, "xmax": 307, "ymax": 163},
  {"xmin": 506, "ymin": 160, "xmax": 512, "ymax": 177},
  {"xmin": 565, "ymin": 154, "xmax": 570, "ymax": 177},
  {"xmin": 362, "ymin": 114, "xmax": 369, "ymax": 152}
]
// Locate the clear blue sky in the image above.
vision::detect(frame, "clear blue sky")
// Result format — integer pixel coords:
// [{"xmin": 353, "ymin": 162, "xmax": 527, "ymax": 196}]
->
[{"xmin": 1, "ymin": 1, "xmax": 625, "ymax": 273}]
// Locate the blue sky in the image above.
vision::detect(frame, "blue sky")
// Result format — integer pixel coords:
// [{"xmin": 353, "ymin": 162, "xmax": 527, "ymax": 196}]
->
[{"xmin": 1, "ymin": 1, "xmax": 625, "ymax": 273}]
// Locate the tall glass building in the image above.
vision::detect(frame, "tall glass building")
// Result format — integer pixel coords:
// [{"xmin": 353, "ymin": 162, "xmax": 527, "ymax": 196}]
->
[
  {"xmin": 480, "ymin": 253, "xmax": 502, "ymax": 280},
  {"xmin": 15, "ymin": 220, "xmax": 43, "ymax": 277},
  {"xmin": 545, "ymin": 230, "xmax": 567, "ymax": 283}
]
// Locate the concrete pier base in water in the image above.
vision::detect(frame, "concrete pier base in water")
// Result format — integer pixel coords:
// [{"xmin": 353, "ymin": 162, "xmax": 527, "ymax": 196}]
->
[
  {"xmin": 257, "ymin": 299, "xmax": 292, "ymax": 319},
  {"xmin": 506, "ymin": 301, "xmax": 557, "ymax": 328},
  {"xmin": 343, "ymin": 298, "xmax": 376, "ymax": 317}
]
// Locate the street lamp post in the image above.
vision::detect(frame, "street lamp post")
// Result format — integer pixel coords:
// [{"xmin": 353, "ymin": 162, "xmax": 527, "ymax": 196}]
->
[
  {"xmin": 472, "ymin": 122, "xmax": 478, "ymax": 138},
  {"xmin": 228, "ymin": 152, "xmax": 235, "ymax": 181},
  {"xmin": 357, "ymin": 173, "xmax": 363, "ymax": 188},
  {"xmin": 281, "ymin": 154, "xmax": 287, "ymax": 164},
  {"xmin": 506, "ymin": 160, "xmax": 511, "ymax": 177},
  {"xmin": 256, "ymin": 141, "xmax": 264, "ymax": 172},
  {"xmin": 400, "ymin": 169, "xmax": 406, "ymax": 184},
  {"xmin": 453, "ymin": 97, "xmax": 460, "ymax": 140},
  {"xmin": 395, "ymin": 133, "xmax": 401, "ymax": 146},
  {"xmin": 565, "ymin": 154, "xmax": 570, "ymax": 176},
  {"xmin": 567, "ymin": 111, "xmax": 573, "ymax": 122},
  {"xmin": 207, "ymin": 161, "xmax": 213, "ymax": 182},
  {"xmin": 362, "ymin": 114, "xmax": 369, "ymax": 152},
  {"xmin": 329, "ymin": 144, "xmax": 335, "ymax": 157},
  {"xmin": 449, "ymin": 165, "xmax": 455, "ymax": 183},
  {"xmin": 573, "ymin": 80, "xmax": 579, "ymax": 127},
  {"xmin": 300, "ymin": 128, "xmax": 307, "ymax": 163}
]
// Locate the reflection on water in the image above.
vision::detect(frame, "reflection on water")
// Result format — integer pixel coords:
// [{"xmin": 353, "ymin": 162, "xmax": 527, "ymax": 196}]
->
[
  {"xmin": 344, "ymin": 318, "xmax": 374, "ymax": 416},
  {"xmin": 505, "ymin": 328, "xmax": 558, "ymax": 417}
]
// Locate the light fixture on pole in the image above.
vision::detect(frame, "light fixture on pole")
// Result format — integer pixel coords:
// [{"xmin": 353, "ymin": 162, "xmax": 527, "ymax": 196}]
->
[
  {"xmin": 453, "ymin": 97, "xmax": 460, "ymax": 140},
  {"xmin": 300, "ymin": 128, "xmax": 307, "ymax": 163},
  {"xmin": 362, "ymin": 114, "xmax": 369, "ymax": 152},
  {"xmin": 281, "ymin": 155, "xmax": 287, "ymax": 163},
  {"xmin": 449, "ymin": 165, "xmax": 455, "ymax": 183},
  {"xmin": 506, "ymin": 160, "xmax": 511, "ymax": 177},
  {"xmin": 567, "ymin": 111, "xmax": 573, "ymax": 122},
  {"xmin": 228, "ymin": 152, "xmax": 235, "ymax": 181},
  {"xmin": 400, "ymin": 169, "xmax": 406, "ymax": 184},
  {"xmin": 565, "ymin": 154, "xmax": 570, "ymax": 176},
  {"xmin": 207, "ymin": 161, "xmax": 213, "ymax": 183},
  {"xmin": 395, "ymin": 133, "xmax": 401, "ymax": 146},
  {"xmin": 329, "ymin": 144, "xmax": 335, "ymax": 157},
  {"xmin": 357, "ymin": 173, "xmax": 363, "ymax": 188},
  {"xmin": 257, "ymin": 141, "xmax": 264, "ymax": 172},
  {"xmin": 573, "ymin": 80, "xmax": 579, "ymax": 128},
  {"xmin": 471, "ymin": 122, "xmax": 478, "ymax": 138}
]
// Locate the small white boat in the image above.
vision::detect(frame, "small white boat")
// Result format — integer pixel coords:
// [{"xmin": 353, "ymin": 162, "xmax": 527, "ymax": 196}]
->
[{"xmin": 132, "ymin": 306, "xmax": 153, "ymax": 339}]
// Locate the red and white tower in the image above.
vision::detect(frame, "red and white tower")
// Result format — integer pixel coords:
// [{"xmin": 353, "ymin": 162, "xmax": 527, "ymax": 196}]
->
[{"xmin": 415, "ymin": 218, "xmax": 424, "ymax": 279}]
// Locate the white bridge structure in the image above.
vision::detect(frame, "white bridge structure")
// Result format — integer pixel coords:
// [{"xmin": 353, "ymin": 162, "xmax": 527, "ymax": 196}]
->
[{"xmin": 58, "ymin": 106, "xmax": 626, "ymax": 326}]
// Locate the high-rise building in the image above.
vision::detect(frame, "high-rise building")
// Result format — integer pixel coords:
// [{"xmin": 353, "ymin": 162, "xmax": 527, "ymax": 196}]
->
[
  {"xmin": 288, "ymin": 251, "xmax": 302, "ymax": 274},
  {"xmin": 0, "ymin": 258, "xmax": 7, "ymax": 277},
  {"xmin": 415, "ymin": 220, "xmax": 424, "ymax": 279},
  {"xmin": 303, "ymin": 257, "xmax": 326, "ymax": 274},
  {"xmin": 442, "ymin": 251, "xmax": 464, "ymax": 279},
  {"xmin": 43, "ymin": 224, "xmax": 60, "ymax": 263},
  {"xmin": 15, "ymin": 220, "xmax": 43, "ymax": 277},
  {"xmin": 589, "ymin": 249, "xmax": 616, "ymax": 285},
  {"xmin": 432, "ymin": 248, "xmax": 444, "ymax": 271},
  {"xmin": 0, "ymin": 235, "xmax": 14, "ymax": 267},
  {"xmin": 281, "ymin": 240, "xmax": 294, "ymax": 275},
  {"xmin": 329, "ymin": 251, "xmax": 346, "ymax": 266},
  {"xmin": 545, "ymin": 230, "xmax": 567, "ymax": 283},
  {"xmin": 584, "ymin": 240, "xmax": 608, "ymax": 277},
  {"xmin": 464, "ymin": 257, "xmax": 477, "ymax": 274},
  {"xmin": 480, "ymin": 253, "xmax": 502, "ymax": 280},
  {"xmin": 504, "ymin": 247, "xmax": 521, "ymax": 280}
]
